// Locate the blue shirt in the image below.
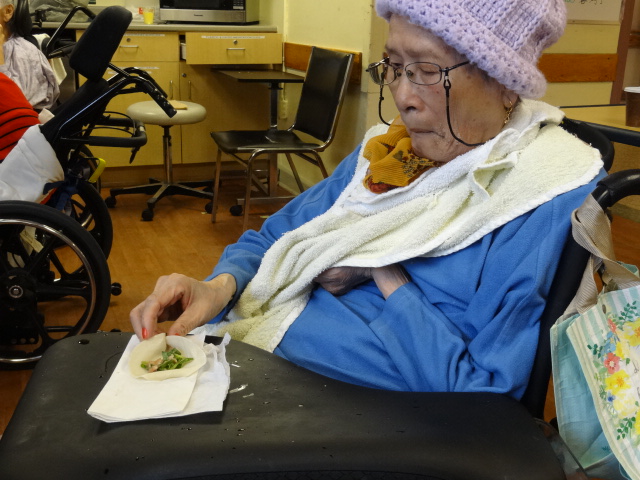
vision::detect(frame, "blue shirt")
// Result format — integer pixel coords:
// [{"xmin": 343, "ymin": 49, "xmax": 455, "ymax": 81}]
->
[{"xmin": 210, "ymin": 145, "xmax": 603, "ymax": 398}]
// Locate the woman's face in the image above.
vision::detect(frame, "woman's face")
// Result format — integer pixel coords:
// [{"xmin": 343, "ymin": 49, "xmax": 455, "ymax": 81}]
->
[{"xmin": 385, "ymin": 15, "xmax": 511, "ymax": 163}]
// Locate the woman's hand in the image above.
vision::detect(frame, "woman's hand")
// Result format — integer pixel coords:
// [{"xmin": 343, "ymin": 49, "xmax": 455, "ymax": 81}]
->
[
  {"xmin": 314, "ymin": 265, "xmax": 410, "ymax": 298},
  {"xmin": 314, "ymin": 267, "xmax": 372, "ymax": 296},
  {"xmin": 130, "ymin": 273, "xmax": 236, "ymax": 340},
  {"xmin": 371, "ymin": 265, "xmax": 410, "ymax": 299}
]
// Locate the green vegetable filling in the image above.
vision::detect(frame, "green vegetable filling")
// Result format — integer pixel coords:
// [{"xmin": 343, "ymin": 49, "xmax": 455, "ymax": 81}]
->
[{"xmin": 141, "ymin": 347, "xmax": 194, "ymax": 372}]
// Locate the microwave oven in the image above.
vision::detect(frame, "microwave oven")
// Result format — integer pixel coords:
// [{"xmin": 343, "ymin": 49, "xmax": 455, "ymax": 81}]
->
[{"xmin": 159, "ymin": 0, "xmax": 258, "ymax": 24}]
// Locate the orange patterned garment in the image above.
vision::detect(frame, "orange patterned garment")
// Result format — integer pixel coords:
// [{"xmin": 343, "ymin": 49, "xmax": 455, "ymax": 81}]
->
[{"xmin": 362, "ymin": 120, "xmax": 441, "ymax": 193}]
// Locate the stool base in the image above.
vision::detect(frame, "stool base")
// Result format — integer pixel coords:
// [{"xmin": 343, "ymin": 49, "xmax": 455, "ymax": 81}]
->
[{"xmin": 106, "ymin": 178, "xmax": 213, "ymax": 221}]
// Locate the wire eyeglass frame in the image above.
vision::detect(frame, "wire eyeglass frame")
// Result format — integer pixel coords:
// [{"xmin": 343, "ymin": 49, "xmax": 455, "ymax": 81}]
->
[
  {"xmin": 366, "ymin": 57, "xmax": 483, "ymax": 147},
  {"xmin": 366, "ymin": 57, "xmax": 470, "ymax": 87}
]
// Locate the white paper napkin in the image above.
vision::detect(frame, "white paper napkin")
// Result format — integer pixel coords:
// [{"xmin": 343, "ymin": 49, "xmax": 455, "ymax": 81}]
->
[{"xmin": 88, "ymin": 333, "xmax": 231, "ymax": 423}]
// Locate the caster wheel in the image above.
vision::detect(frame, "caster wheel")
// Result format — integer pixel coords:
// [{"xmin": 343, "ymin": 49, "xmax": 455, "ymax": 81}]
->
[
  {"xmin": 111, "ymin": 282, "xmax": 122, "ymax": 296},
  {"xmin": 204, "ymin": 201, "xmax": 212, "ymax": 214},
  {"xmin": 230, "ymin": 205, "xmax": 243, "ymax": 216},
  {"xmin": 141, "ymin": 209, "xmax": 154, "ymax": 221},
  {"xmin": 104, "ymin": 196, "xmax": 117, "ymax": 208}
]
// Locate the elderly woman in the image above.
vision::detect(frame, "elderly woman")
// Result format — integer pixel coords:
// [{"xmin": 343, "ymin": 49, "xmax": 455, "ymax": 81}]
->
[
  {"xmin": 0, "ymin": 0, "xmax": 59, "ymax": 111},
  {"xmin": 131, "ymin": 0, "xmax": 604, "ymax": 397}
]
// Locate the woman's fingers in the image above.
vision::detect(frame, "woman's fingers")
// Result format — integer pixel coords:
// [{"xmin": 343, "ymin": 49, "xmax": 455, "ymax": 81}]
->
[{"xmin": 130, "ymin": 273, "xmax": 237, "ymax": 339}]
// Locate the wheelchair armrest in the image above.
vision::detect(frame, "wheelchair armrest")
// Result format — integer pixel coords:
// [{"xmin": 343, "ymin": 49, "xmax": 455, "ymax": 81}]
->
[
  {"xmin": 592, "ymin": 169, "xmax": 640, "ymax": 208},
  {"xmin": 59, "ymin": 116, "xmax": 147, "ymax": 149}
]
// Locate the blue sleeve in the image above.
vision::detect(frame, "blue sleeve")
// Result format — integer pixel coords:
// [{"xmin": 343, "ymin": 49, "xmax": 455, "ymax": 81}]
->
[
  {"xmin": 366, "ymin": 177, "xmax": 602, "ymax": 397},
  {"xmin": 207, "ymin": 146, "xmax": 361, "ymax": 316}
]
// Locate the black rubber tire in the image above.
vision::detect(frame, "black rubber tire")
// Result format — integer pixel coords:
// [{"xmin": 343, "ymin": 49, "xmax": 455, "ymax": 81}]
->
[
  {"xmin": 0, "ymin": 201, "xmax": 111, "ymax": 367},
  {"xmin": 64, "ymin": 180, "xmax": 114, "ymax": 257}
]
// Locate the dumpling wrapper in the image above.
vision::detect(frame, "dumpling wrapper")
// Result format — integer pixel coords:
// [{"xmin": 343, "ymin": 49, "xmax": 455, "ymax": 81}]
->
[{"xmin": 129, "ymin": 333, "xmax": 207, "ymax": 380}]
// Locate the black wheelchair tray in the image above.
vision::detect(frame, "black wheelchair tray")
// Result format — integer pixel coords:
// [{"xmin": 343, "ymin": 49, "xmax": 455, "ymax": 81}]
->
[{"xmin": 0, "ymin": 332, "xmax": 564, "ymax": 480}]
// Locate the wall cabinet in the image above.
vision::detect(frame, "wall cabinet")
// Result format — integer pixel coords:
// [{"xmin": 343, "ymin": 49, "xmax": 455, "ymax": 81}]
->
[{"xmin": 75, "ymin": 29, "xmax": 281, "ymax": 176}]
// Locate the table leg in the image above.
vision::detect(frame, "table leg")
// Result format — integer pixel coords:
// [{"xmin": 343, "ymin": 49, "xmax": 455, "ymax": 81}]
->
[
  {"xmin": 267, "ymin": 81, "xmax": 282, "ymax": 195},
  {"xmin": 268, "ymin": 153, "xmax": 278, "ymax": 197},
  {"xmin": 268, "ymin": 82, "xmax": 282, "ymax": 130}
]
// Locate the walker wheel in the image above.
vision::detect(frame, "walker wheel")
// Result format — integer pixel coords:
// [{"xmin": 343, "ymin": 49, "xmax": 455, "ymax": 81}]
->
[
  {"xmin": 104, "ymin": 196, "xmax": 116, "ymax": 208},
  {"xmin": 204, "ymin": 201, "xmax": 212, "ymax": 214},
  {"xmin": 230, "ymin": 205, "xmax": 243, "ymax": 216}
]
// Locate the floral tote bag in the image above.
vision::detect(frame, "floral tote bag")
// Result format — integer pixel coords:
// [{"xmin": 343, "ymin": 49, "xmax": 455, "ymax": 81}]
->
[{"xmin": 552, "ymin": 194, "xmax": 640, "ymax": 480}]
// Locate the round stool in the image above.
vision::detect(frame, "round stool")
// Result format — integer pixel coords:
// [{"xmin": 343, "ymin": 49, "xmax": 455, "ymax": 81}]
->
[{"xmin": 105, "ymin": 100, "xmax": 210, "ymax": 221}]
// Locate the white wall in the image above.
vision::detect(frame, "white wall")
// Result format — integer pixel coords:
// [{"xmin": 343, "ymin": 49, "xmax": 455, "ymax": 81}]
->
[
  {"xmin": 624, "ymin": 1, "xmax": 640, "ymax": 90},
  {"xmin": 276, "ymin": 0, "xmax": 382, "ymax": 190}
]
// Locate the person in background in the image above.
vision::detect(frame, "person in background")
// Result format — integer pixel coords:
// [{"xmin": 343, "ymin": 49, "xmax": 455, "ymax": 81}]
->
[
  {"xmin": 0, "ymin": 70, "xmax": 38, "ymax": 161},
  {"xmin": 130, "ymin": 0, "xmax": 606, "ymax": 398},
  {"xmin": 0, "ymin": 70, "xmax": 62, "ymax": 201},
  {"xmin": 0, "ymin": 0, "xmax": 59, "ymax": 111}
]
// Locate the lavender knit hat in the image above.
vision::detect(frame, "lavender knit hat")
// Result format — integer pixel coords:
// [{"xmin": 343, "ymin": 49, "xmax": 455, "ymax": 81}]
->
[{"xmin": 375, "ymin": 0, "xmax": 566, "ymax": 99}]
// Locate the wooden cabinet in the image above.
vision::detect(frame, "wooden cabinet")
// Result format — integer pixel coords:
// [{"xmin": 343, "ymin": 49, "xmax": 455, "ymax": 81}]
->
[
  {"xmin": 111, "ymin": 32, "xmax": 180, "ymax": 63},
  {"xmin": 185, "ymin": 32, "xmax": 282, "ymax": 65},
  {"xmin": 74, "ymin": 29, "xmax": 281, "ymax": 174}
]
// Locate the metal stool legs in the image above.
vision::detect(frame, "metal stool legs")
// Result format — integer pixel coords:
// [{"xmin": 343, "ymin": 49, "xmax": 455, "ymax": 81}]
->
[{"xmin": 106, "ymin": 125, "xmax": 213, "ymax": 221}]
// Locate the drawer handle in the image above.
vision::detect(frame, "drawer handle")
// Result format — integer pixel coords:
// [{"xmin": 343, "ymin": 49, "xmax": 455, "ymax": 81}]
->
[
  {"xmin": 226, "ymin": 47, "xmax": 246, "ymax": 51},
  {"xmin": 119, "ymin": 45, "xmax": 139, "ymax": 49}
]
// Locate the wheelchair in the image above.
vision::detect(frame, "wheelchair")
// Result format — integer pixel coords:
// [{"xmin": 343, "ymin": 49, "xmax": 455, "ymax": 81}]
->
[
  {"xmin": 0, "ymin": 122, "xmax": 627, "ymax": 479},
  {"xmin": 0, "ymin": 5, "xmax": 177, "ymax": 366}
]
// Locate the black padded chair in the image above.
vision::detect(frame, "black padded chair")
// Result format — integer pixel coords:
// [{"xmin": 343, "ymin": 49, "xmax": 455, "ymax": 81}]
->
[
  {"xmin": 560, "ymin": 117, "xmax": 615, "ymax": 172},
  {"xmin": 209, "ymin": 47, "xmax": 354, "ymax": 231},
  {"xmin": 0, "ymin": 123, "xmax": 619, "ymax": 480},
  {"xmin": 519, "ymin": 116, "xmax": 614, "ymax": 419}
]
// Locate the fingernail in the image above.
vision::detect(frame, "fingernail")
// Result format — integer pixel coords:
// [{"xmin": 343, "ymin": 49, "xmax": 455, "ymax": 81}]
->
[{"xmin": 142, "ymin": 328, "xmax": 148, "ymax": 339}]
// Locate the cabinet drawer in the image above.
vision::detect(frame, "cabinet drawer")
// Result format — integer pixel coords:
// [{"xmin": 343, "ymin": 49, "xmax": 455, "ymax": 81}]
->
[
  {"xmin": 185, "ymin": 32, "xmax": 282, "ymax": 65},
  {"xmin": 75, "ymin": 31, "xmax": 179, "ymax": 63}
]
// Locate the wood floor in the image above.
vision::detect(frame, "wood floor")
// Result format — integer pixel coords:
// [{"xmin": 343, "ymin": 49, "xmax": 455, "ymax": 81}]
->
[
  {"xmin": 0, "ymin": 179, "xmax": 280, "ymax": 435},
  {"xmin": 1, "ymin": 182, "xmax": 640, "ymax": 435}
]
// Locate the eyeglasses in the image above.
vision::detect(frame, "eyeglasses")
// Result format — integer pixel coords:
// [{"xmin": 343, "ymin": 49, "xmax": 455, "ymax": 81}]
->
[{"xmin": 366, "ymin": 57, "xmax": 470, "ymax": 86}]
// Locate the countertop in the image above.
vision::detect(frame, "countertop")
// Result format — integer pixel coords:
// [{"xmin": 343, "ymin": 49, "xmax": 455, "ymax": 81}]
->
[{"xmin": 38, "ymin": 21, "xmax": 277, "ymax": 32}]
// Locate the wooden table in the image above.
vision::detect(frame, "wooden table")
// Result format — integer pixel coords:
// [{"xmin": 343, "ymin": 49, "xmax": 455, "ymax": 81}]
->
[{"xmin": 561, "ymin": 104, "xmax": 640, "ymax": 147}]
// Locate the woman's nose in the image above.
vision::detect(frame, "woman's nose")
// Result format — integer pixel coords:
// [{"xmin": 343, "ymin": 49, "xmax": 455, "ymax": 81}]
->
[{"xmin": 390, "ymin": 74, "xmax": 421, "ymax": 111}]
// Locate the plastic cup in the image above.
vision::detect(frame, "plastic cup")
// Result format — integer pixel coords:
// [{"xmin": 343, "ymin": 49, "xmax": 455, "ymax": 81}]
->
[
  {"xmin": 143, "ymin": 8, "xmax": 154, "ymax": 25},
  {"xmin": 625, "ymin": 87, "xmax": 640, "ymax": 128}
]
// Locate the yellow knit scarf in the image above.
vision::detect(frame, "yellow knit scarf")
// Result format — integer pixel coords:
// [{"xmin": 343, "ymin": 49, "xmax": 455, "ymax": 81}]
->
[{"xmin": 362, "ymin": 120, "xmax": 441, "ymax": 193}]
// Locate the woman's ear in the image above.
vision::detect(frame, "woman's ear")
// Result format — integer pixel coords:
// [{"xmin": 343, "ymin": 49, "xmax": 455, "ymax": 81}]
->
[
  {"xmin": 1, "ymin": 4, "xmax": 15, "ymax": 24},
  {"xmin": 502, "ymin": 90, "xmax": 519, "ymax": 110}
]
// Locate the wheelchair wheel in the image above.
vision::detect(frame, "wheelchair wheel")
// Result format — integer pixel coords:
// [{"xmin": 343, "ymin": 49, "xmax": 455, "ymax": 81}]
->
[
  {"xmin": 0, "ymin": 201, "xmax": 111, "ymax": 367},
  {"xmin": 69, "ymin": 145, "xmax": 102, "ymax": 193},
  {"xmin": 65, "ymin": 180, "xmax": 113, "ymax": 257},
  {"xmin": 46, "ymin": 178, "xmax": 114, "ymax": 258}
]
